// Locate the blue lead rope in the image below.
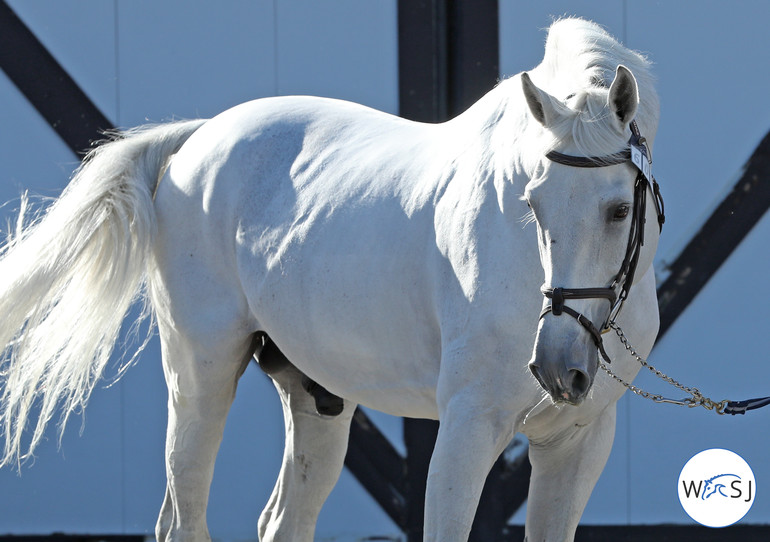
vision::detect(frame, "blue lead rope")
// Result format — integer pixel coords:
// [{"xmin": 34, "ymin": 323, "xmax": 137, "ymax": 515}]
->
[{"xmin": 723, "ymin": 396, "xmax": 770, "ymax": 415}]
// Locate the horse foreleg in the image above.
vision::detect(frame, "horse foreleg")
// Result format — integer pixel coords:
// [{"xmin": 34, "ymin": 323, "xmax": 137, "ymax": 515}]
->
[
  {"xmin": 423, "ymin": 396, "xmax": 516, "ymax": 542},
  {"xmin": 155, "ymin": 324, "xmax": 253, "ymax": 542},
  {"xmin": 524, "ymin": 404, "xmax": 617, "ymax": 542},
  {"xmin": 259, "ymin": 364, "xmax": 355, "ymax": 542}
]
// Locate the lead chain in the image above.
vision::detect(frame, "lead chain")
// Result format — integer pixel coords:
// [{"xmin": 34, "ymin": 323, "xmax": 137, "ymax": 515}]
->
[{"xmin": 599, "ymin": 322, "xmax": 728, "ymax": 415}]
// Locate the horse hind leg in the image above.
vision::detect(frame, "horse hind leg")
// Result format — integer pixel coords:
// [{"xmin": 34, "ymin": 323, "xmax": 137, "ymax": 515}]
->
[
  {"xmin": 258, "ymin": 360, "xmax": 355, "ymax": 542},
  {"xmin": 155, "ymin": 318, "xmax": 256, "ymax": 542}
]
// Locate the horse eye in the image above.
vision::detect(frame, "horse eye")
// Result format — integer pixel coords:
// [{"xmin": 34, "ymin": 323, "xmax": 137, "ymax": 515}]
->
[{"xmin": 612, "ymin": 204, "xmax": 630, "ymax": 221}]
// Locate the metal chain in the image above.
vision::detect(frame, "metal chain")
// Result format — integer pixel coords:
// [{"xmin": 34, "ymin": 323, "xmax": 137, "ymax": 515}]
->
[{"xmin": 599, "ymin": 322, "xmax": 728, "ymax": 415}]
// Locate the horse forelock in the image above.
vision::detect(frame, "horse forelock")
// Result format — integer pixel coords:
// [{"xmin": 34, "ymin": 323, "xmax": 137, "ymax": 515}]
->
[
  {"xmin": 549, "ymin": 89, "xmax": 632, "ymax": 158},
  {"xmin": 525, "ymin": 17, "xmax": 660, "ymax": 159}
]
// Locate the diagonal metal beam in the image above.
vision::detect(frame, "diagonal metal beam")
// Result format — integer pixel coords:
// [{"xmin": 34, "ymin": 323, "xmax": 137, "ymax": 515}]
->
[
  {"xmin": 345, "ymin": 408, "xmax": 408, "ymax": 528},
  {"xmin": 0, "ymin": 0, "xmax": 113, "ymax": 155},
  {"xmin": 470, "ymin": 438, "xmax": 531, "ymax": 540},
  {"xmin": 656, "ymin": 130, "xmax": 770, "ymax": 338}
]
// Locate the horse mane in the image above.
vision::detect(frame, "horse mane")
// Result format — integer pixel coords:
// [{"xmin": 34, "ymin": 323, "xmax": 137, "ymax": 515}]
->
[{"xmin": 524, "ymin": 17, "xmax": 660, "ymax": 157}]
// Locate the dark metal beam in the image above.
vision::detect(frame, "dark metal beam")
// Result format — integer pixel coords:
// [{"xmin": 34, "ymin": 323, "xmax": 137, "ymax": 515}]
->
[
  {"xmin": 397, "ymin": 0, "xmax": 499, "ymax": 123},
  {"xmin": 402, "ymin": 418, "xmax": 439, "ymax": 541},
  {"xmin": 345, "ymin": 408, "xmax": 408, "ymax": 529},
  {"xmin": 656, "ymin": 130, "xmax": 770, "ymax": 338},
  {"xmin": 470, "ymin": 440, "xmax": 531, "ymax": 541},
  {"xmin": 397, "ymin": 0, "xmax": 449, "ymax": 123},
  {"xmin": 444, "ymin": 0, "xmax": 500, "ymax": 118},
  {"xmin": 382, "ymin": 3, "xmax": 509, "ymax": 541},
  {"xmin": 0, "ymin": 0, "xmax": 113, "ymax": 156}
]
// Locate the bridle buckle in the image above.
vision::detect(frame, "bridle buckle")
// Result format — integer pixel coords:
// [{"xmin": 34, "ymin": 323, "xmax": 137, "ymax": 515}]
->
[{"xmin": 551, "ymin": 287, "xmax": 564, "ymax": 316}]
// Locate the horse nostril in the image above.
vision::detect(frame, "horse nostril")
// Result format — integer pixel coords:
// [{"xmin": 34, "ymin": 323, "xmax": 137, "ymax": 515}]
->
[{"xmin": 567, "ymin": 368, "xmax": 590, "ymax": 398}]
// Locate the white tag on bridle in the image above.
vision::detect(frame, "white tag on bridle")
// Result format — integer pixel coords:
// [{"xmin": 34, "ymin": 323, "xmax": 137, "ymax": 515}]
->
[{"xmin": 630, "ymin": 143, "xmax": 652, "ymax": 181}]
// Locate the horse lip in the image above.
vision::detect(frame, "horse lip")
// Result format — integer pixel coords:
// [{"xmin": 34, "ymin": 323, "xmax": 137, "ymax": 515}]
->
[{"xmin": 555, "ymin": 392, "xmax": 584, "ymax": 406}]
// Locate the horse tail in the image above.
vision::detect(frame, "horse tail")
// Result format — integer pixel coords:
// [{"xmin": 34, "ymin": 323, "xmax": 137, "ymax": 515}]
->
[{"xmin": 0, "ymin": 119, "xmax": 207, "ymax": 467}]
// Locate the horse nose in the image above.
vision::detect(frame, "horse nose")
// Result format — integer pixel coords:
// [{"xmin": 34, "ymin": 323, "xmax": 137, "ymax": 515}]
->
[
  {"xmin": 565, "ymin": 367, "xmax": 591, "ymax": 400},
  {"xmin": 530, "ymin": 316, "xmax": 600, "ymax": 404},
  {"xmin": 529, "ymin": 359, "xmax": 592, "ymax": 405}
]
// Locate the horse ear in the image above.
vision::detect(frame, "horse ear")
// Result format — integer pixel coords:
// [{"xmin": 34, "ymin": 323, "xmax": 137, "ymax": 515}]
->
[
  {"xmin": 521, "ymin": 72, "xmax": 560, "ymax": 127},
  {"xmin": 608, "ymin": 65, "xmax": 639, "ymax": 130}
]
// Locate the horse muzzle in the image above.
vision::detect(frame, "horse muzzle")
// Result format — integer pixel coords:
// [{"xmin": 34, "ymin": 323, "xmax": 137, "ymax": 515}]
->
[{"xmin": 528, "ymin": 324, "xmax": 599, "ymax": 405}]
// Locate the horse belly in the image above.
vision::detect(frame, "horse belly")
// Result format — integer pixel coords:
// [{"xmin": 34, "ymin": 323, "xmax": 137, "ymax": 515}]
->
[{"xmin": 240, "ymin": 205, "xmax": 443, "ymax": 418}]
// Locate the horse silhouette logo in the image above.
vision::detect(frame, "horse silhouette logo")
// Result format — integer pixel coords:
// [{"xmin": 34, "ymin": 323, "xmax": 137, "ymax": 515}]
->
[
  {"xmin": 702, "ymin": 474, "xmax": 741, "ymax": 500},
  {"xmin": 678, "ymin": 449, "xmax": 756, "ymax": 528}
]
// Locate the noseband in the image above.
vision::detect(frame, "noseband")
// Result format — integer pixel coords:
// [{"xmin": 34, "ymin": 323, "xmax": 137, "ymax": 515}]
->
[{"xmin": 539, "ymin": 120, "xmax": 665, "ymax": 363}]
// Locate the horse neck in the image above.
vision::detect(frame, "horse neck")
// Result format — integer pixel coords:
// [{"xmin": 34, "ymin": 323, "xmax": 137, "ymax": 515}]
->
[{"xmin": 441, "ymin": 78, "xmax": 534, "ymax": 194}]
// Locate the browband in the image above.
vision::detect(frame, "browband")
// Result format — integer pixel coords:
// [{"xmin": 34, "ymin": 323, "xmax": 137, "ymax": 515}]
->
[{"xmin": 545, "ymin": 149, "xmax": 631, "ymax": 168}]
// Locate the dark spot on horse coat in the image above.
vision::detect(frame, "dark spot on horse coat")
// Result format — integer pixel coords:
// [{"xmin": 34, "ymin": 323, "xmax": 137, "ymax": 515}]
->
[{"xmin": 296, "ymin": 452, "xmax": 310, "ymax": 483}]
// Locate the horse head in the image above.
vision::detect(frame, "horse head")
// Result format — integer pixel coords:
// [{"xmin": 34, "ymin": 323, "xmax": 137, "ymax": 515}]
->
[
  {"xmin": 703, "ymin": 474, "xmax": 741, "ymax": 500},
  {"xmin": 521, "ymin": 66, "xmax": 662, "ymax": 405}
]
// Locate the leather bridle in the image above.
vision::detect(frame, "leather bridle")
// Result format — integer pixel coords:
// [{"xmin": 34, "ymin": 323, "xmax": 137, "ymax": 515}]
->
[
  {"xmin": 538, "ymin": 120, "xmax": 665, "ymax": 364},
  {"xmin": 534, "ymin": 123, "xmax": 770, "ymax": 417}
]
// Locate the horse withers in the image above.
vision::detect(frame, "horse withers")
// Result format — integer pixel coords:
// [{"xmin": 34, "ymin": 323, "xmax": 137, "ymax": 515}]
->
[{"xmin": 0, "ymin": 18, "xmax": 661, "ymax": 542}]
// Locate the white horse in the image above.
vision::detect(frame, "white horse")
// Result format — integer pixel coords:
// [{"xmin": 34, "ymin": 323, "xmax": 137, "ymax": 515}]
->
[{"xmin": 0, "ymin": 18, "xmax": 661, "ymax": 542}]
